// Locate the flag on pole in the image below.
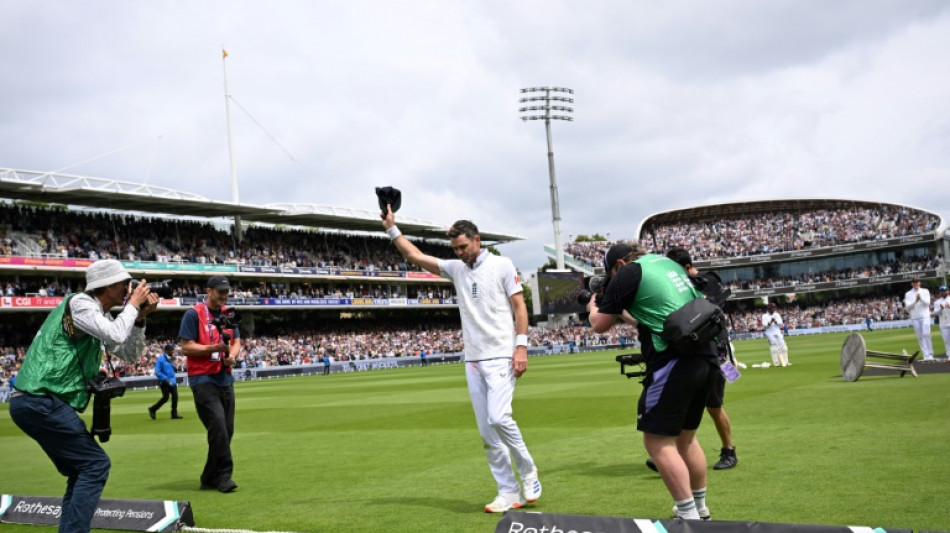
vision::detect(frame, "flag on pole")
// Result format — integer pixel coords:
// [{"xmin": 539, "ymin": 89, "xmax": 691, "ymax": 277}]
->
[{"xmin": 222, "ymin": 49, "xmax": 228, "ymax": 59}]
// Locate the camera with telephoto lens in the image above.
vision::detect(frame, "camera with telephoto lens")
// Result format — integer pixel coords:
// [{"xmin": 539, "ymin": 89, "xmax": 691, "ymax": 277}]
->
[
  {"xmin": 211, "ymin": 308, "xmax": 242, "ymax": 346},
  {"xmin": 131, "ymin": 279, "xmax": 174, "ymax": 298},
  {"xmin": 616, "ymin": 352, "xmax": 648, "ymax": 379},
  {"xmin": 576, "ymin": 267, "xmax": 608, "ymax": 306},
  {"xmin": 86, "ymin": 374, "xmax": 127, "ymax": 443}
]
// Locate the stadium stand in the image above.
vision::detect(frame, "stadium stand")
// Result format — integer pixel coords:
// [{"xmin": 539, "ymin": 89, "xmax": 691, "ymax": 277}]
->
[
  {"xmin": 0, "ymin": 202, "xmax": 454, "ymax": 272},
  {"xmin": 564, "ymin": 200, "xmax": 941, "ymax": 266},
  {"xmin": 4, "ymin": 185, "xmax": 949, "ymax": 383}
]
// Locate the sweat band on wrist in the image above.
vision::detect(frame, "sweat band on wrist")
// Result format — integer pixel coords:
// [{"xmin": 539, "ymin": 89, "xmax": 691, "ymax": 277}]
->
[
  {"xmin": 386, "ymin": 226, "xmax": 402, "ymax": 241},
  {"xmin": 515, "ymin": 334, "xmax": 528, "ymax": 347}
]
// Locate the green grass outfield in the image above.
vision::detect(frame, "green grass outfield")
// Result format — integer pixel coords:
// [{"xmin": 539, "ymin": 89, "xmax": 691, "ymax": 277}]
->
[{"xmin": 2, "ymin": 329, "xmax": 949, "ymax": 532}]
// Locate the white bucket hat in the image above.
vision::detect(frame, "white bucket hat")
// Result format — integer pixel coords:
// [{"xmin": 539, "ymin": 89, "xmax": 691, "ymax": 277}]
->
[{"xmin": 85, "ymin": 259, "xmax": 131, "ymax": 291}]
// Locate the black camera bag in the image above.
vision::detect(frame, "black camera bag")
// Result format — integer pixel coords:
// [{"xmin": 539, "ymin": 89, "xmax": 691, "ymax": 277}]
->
[{"xmin": 661, "ymin": 297, "xmax": 726, "ymax": 351}]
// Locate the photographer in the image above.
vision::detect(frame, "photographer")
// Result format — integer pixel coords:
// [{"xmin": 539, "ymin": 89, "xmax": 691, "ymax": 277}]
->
[
  {"xmin": 587, "ymin": 244, "xmax": 718, "ymax": 520},
  {"xmin": 179, "ymin": 275, "xmax": 241, "ymax": 493},
  {"xmin": 9, "ymin": 259, "xmax": 158, "ymax": 533}
]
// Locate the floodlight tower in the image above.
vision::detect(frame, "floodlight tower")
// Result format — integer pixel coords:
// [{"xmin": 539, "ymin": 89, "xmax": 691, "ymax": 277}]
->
[{"xmin": 519, "ymin": 87, "xmax": 573, "ymax": 270}]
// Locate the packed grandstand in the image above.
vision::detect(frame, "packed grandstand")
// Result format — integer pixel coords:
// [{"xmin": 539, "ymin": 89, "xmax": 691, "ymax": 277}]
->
[{"xmin": 2, "ymin": 191, "xmax": 948, "ymax": 388}]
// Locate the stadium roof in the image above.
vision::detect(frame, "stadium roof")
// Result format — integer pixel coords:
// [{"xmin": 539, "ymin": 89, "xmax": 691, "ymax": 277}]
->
[
  {"xmin": 247, "ymin": 203, "xmax": 520, "ymax": 242},
  {"xmin": 0, "ymin": 168, "xmax": 522, "ymax": 242},
  {"xmin": 637, "ymin": 197, "xmax": 945, "ymax": 236},
  {"xmin": 0, "ymin": 168, "xmax": 277, "ymax": 218}
]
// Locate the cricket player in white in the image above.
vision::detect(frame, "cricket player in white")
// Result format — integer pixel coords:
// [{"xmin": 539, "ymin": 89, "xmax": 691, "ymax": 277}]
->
[
  {"xmin": 381, "ymin": 206, "xmax": 541, "ymax": 513},
  {"xmin": 932, "ymin": 286, "xmax": 950, "ymax": 357},
  {"xmin": 761, "ymin": 302, "xmax": 789, "ymax": 366},
  {"xmin": 905, "ymin": 278, "xmax": 935, "ymax": 361}
]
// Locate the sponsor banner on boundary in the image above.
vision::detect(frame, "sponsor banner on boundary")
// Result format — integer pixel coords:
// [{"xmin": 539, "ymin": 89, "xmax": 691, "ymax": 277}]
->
[
  {"xmin": 0, "ymin": 296, "xmax": 64, "ymax": 308},
  {"xmin": 0, "ymin": 495, "xmax": 194, "ymax": 532},
  {"xmin": 495, "ymin": 511, "xmax": 915, "ymax": 533}
]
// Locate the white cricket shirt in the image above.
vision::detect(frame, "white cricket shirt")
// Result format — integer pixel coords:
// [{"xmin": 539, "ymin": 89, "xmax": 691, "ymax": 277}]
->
[
  {"xmin": 761, "ymin": 311, "xmax": 783, "ymax": 335},
  {"xmin": 904, "ymin": 288, "xmax": 931, "ymax": 320},
  {"xmin": 438, "ymin": 250, "xmax": 522, "ymax": 362}
]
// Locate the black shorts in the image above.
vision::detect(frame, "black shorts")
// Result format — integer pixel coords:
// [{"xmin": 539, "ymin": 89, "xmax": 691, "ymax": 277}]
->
[
  {"xmin": 706, "ymin": 369, "xmax": 726, "ymax": 409},
  {"xmin": 637, "ymin": 355, "xmax": 717, "ymax": 436}
]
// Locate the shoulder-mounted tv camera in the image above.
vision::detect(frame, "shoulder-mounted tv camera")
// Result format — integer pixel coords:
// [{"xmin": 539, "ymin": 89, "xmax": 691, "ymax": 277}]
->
[{"xmin": 577, "ymin": 267, "xmax": 608, "ymax": 306}]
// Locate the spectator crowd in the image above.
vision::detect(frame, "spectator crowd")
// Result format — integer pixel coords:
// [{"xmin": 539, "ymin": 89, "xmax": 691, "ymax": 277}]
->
[
  {"xmin": 566, "ymin": 204, "xmax": 940, "ymax": 267},
  {"xmin": 0, "ymin": 202, "xmax": 453, "ymax": 272},
  {"xmin": 0, "ymin": 320, "xmax": 638, "ymax": 387},
  {"xmin": 728, "ymin": 295, "xmax": 906, "ymax": 334}
]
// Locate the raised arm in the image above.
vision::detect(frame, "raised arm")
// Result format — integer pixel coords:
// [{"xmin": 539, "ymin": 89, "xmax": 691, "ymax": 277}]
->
[{"xmin": 380, "ymin": 204, "xmax": 441, "ymax": 276}]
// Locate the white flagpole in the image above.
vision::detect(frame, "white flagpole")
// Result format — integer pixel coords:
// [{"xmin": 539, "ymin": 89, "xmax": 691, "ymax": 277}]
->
[{"xmin": 222, "ymin": 47, "xmax": 243, "ymax": 242}]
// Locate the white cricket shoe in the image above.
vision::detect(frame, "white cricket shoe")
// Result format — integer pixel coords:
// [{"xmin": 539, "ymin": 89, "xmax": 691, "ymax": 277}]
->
[
  {"xmin": 485, "ymin": 492, "xmax": 524, "ymax": 513},
  {"xmin": 521, "ymin": 467, "xmax": 542, "ymax": 503},
  {"xmin": 672, "ymin": 504, "xmax": 711, "ymax": 520}
]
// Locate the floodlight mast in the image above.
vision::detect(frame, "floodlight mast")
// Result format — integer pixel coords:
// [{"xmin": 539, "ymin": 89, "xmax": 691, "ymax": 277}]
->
[{"xmin": 519, "ymin": 86, "xmax": 574, "ymax": 270}]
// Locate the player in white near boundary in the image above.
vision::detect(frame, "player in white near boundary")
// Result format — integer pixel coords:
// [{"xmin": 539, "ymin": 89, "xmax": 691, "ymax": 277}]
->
[
  {"xmin": 903, "ymin": 278, "xmax": 934, "ymax": 361},
  {"xmin": 381, "ymin": 206, "xmax": 541, "ymax": 513},
  {"xmin": 761, "ymin": 302, "xmax": 790, "ymax": 367},
  {"xmin": 932, "ymin": 286, "xmax": 950, "ymax": 359}
]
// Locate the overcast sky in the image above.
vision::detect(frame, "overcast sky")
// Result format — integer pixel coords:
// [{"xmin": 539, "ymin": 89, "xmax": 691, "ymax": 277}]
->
[{"xmin": 2, "ymin": 1, "xmax": 949, "ymax": 272}]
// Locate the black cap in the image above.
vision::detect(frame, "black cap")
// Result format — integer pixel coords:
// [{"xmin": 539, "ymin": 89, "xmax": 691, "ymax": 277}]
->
[
  {"xmin": 666, "ymin": 247, "xmax": 693, "ymax": 268},
  {"xmin": 605, "ymin": 244, "xmax": 634, "ymax": 273},
  {"xmin": 206, "ymin": 275, "xmax": 231, "ymax": 290},
  {"xmin": 375, "ymin": 186, "xmax": 402, "ymax": 213},
  {"xmin": 164, "ymin": 344, "xmax": 176, "ymax": 352}
]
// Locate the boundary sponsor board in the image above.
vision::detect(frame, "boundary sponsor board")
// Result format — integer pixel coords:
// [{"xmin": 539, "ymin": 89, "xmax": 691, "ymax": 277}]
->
[
  {"xmin": 495, "ymin": 511, "xmax": 916, "ymax": 533},
  {"xmin": 0, "ymin": 495, "xmax": 194, "ymax": 532}
]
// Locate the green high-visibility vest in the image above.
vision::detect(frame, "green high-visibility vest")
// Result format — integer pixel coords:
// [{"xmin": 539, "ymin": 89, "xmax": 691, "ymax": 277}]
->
[
  {"xmin": 15, "ymin": 294, "xmax": 103, "ymax": 410},
  {"xmin": 624, "ymin": 254, "xmax": 703, "ymax": 353}
]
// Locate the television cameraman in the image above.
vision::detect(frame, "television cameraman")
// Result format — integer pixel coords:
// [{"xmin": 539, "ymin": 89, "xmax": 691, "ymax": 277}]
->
[
  {"xmin": 9, "ymin": 259, "xmax": 159, "ymax": 533},
  {"xmin": 179, "ymin": 275, "xmax": 241, "ymax": 493},
  {"xmin": 587, "ymin": 244, "xmax": 718, "ymax": 520}
]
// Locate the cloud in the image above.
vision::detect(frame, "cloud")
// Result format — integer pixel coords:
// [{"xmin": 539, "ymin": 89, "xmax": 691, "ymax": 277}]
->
[{"xmin": 1, "ymin": 0, "xmax": 948, "ymax": 272}]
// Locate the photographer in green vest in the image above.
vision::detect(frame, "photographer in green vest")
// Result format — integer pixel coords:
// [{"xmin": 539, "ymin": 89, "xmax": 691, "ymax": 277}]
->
[
  {"xmin": 9, "ymin": 259, "xmax": 159, "ymax": 533},
  {"xmin": 587, "ymin": 244, "xmax": 719, "ymax": 521}
]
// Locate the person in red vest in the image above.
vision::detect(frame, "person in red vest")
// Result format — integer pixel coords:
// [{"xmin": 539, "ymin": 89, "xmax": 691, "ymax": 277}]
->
[{"xmin": 179, "ymin": 275, "xmax": 241, "ymax": 493}]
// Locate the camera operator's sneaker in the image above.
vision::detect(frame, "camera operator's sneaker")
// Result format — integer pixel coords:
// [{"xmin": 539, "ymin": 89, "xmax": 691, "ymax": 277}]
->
[
  {"xmin": 672, "ymin": 504, "xmax": 711, "ymax": 520},
  {"xmin": 713, "ymin": 447, "xmax": 738, "ymax": 470},
  {"xmin": 521, "ymin": 467, "xmax": 542, "ymax": 503},
  {"xmin": 485, "ymin": 492, "xmax": 524, "ymax": 513}
]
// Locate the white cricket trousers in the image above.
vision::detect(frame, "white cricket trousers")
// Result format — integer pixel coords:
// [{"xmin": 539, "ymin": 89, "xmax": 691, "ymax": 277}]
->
[
  {"xmin": 941, "ymin": 326, "xmax": 950, "ymax": 356},
  {"xmin": 911, "ymin": 318, "xmax": 934, "ymax": 359},
  {"xmin": 466, "ymin": 358, "xmax": 536, "ymax": 494}
]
